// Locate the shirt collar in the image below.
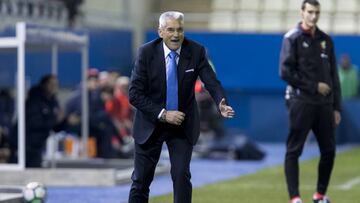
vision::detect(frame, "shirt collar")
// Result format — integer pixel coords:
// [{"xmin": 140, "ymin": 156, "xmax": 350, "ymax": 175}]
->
[
  {"xmin": 297, "ymin": 22, "xmax": 319, "ymax": 37},
  {"xmin": 163, "ymin": 42, "xmax": 181, "ymax": 58}
]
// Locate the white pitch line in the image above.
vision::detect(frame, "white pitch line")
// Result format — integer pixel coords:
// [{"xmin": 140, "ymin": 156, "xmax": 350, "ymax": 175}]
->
[{"xmin": 338, "ymin": 176, "xmax": 360, "ymax": 190}]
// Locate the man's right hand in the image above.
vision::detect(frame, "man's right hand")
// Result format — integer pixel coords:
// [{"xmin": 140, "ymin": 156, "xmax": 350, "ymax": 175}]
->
[
  {"xmin": 317, "ymin": 82, "xmax": 331, "ymax": 96},
  {"xmin": 67, "ymin": 113, "xmax": 81, "ymax": 125},
  {"xmin": 164, "ymin": 111, "xmax": 185, "ymax": 126}
]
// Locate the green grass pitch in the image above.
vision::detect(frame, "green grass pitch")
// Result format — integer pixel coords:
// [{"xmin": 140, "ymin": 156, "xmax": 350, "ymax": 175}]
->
[{"xmin": 150, "ymin": 146, "xmax": 360, "ymax": 203}]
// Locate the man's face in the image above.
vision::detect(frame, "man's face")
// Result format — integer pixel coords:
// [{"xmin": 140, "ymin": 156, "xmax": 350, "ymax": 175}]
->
[
  {"xmin": 301, "ymin": 3, "xmax": 320, "ymax": 29},
  {"xmin": 341, "ymin": 55, "xmax": 351, "ymax": 69},
  {"xmin": 87, "ymin": 77, "xmax": 98, "ymax": 90},
  {"xmin": 158, "ymin": 18, "xmax": 184, "ymax": 51},
  {"xmin": 46, "ymin": 77, "xmax": 59, "ymax": 96}
]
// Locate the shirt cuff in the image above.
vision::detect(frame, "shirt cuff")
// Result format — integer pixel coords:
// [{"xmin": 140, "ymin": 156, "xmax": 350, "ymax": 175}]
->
[{"xmin": 158, "ymin": 109, "xmax": 166, "ymax": 119}]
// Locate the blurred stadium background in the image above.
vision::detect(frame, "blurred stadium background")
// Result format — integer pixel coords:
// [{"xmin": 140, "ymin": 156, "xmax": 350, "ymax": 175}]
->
[{"xmin": 0, "ymin": 0, "xmax": 359, "ymax": 202}]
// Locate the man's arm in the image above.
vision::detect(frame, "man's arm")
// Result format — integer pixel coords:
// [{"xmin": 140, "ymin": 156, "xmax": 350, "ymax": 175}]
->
[
  {"xmin": 329, "ymin": 39, "xmax": 342, "ymax": 112},
  {"xmin": 197, "ymin": 46, "xmax": 234, "ymax": 118},
  {"xmin": 329, "ymin": 38, "xmax": 342, "ymax": 125},
  {"xmin": 129, "ymin": 47, "xmax": 163, "ymax": 123},
  {"xmin": 279, "ymin": 36, "xmax": 318, "ymax": 94},
  {"xmin": 197, "ymin": 46, "xmax": 226, "ymax": 105}
]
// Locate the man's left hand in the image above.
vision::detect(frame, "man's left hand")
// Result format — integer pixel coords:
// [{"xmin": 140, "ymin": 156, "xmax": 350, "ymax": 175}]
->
[
  {"xmin": 219, "ymin": 98, "xmax": 235, "ymax": 118},
  {"xmin": 334, "ymin": 110, "xmax": 341, "ymax": 126}
]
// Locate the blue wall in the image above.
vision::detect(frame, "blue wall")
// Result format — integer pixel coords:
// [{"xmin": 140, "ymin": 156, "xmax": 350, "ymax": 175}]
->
[
  {"xmin": 147, "ymin": 31, "xmax": 360, "ymax": 90},
  {"xmin": 225, "ymin": 90, "xmax": 360, "ymax": 143},
  {"xmin": 225, "ymin": 90, "xmax": 289, "ymax": 142},
  {"xmin": 1, "ymin": 28, "xmax": 359, "ymax": 143},
  {"xmin": 88, "ymin": 29, "xmax": 133, "ymax": 75},
  {"xmin": 146, "ymin": 32, "xmax": 285, "ymax": 90},
  {"xmin": 146, "ymin": 31, "xmax": 360, "ymax": 143},
  {"xmin": 2, "ymin": 29, "xmax": 359, "ymax": 90}
]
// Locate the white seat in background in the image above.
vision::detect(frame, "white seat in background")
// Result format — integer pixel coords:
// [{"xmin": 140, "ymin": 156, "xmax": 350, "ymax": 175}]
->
[
  {"xmin": 284, "ymin": 12, "xmax": 300, "ymax": 31},
  {"xmin": 334, "ymin": 0, "xmax": 359, "ymax": 13},
  {"xmin": 313, "ymin": 12, "xmax": 331, "ymax": 33},
  {"xmin": 236, "ymin": 11, "xmax": 259, "ymax": 31},
  {"xmin": 212, "ymin": 0, "xmax": 237, "ymax": 10},
  {"xmin": 332, "ymin": 13, "xmax": 357, "ymax": 34},
  {"xmin": 318, "ymin": 0, "xmax": 335, "ymax": 13},
  {"xmin": 263, "ymin": 0, "xmax": 286, "ymax": 12},
  {"xmin": 287, "ymin": 0, "xmax": 302, "ymax": 12},
  {"xmin": 209, "ymin": 12, "xmax": 237, "ymax": 31},
  {"xmin": 259, "ymin": 11, "xmax": 284, "ymax": 32},
  {"xmin": 239, "ymin": 0, "xmax": 261, "ymax": 11}
]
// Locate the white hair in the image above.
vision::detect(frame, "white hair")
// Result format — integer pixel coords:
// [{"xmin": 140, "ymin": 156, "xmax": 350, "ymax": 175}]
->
[
  {"xmin": 99, "ymin": 71, "xmax": 109, "ymax": 81},
  {"xmin": 158, "ymin": 11, "xmax": 184, "ymax": 29},
  {"xmin": 116, "ymin": 76, "xmax": 130, "ymax": 86}
]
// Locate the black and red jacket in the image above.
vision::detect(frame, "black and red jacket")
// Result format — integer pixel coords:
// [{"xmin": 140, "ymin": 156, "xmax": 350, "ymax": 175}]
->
[{"xmin": 279, "ymin": 23, "xmax": 341, "ymax": 111}]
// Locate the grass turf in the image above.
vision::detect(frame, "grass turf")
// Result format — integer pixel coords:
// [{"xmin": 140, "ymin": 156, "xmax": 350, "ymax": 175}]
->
[{"xmin": 150, "ymin": 146, "xmax": 360, "ymax": 203}]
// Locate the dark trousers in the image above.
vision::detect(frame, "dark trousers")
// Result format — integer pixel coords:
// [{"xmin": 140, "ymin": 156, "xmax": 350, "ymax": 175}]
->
[
  {"xmin": 26, "ymin": 133, "xmax": 48, "ymax": 168},
  {"xmin": 285, "ymin": 100, "xmax": 336, "ymax": 198},
  {"xmin": 26, "ymin": 147, "xmax": 43, "ymax": 167},
  {"xmin": 90, "ymin": 122, "xmax": 116, "ymax": 158},
  {"xmin": 129, "ymin": 124, "xmax": 193, "ymax": 203}
]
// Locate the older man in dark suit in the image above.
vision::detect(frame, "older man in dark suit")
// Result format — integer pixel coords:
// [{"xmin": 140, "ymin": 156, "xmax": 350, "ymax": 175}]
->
[{"xmin": 128, "ymin": 11, "xmax": 235, "ymax": 203}]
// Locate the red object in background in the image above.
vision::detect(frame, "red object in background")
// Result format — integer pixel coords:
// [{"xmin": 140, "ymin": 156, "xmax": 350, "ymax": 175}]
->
[
  {"xmin": 195, "ymin": 79, "xmax": 202, "ymax": 93},
  {"xmin": 105, "ymin": 94, "xmax": 131, "ymax": 122}
]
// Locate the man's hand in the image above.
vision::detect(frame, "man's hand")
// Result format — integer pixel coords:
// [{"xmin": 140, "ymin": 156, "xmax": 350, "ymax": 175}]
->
[
  {"xmin": 334, "ymin": 110, "xmax": 341, "ymax": 126},
  {"xmin": 67, "ymin": 113, "xmax": 81, "ymax": 125},
  {"xmin": 56, "ymin": 109, "xmax": 65, "ymax": 123},
  {"xmin": 219, "ymin": 98, "xmax": 235, "ymax": 118},
  {"xmin": 318, "ymin": 82, "xmax": 331, "ymax": 96},
  {"xmin": 164, "ymin": 111, "xmax": 186, "ymax": 126}
]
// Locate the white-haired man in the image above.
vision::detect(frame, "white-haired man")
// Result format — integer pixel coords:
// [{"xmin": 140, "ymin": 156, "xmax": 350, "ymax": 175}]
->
[{"xmin": 128, "ymin": 11, "xmax": 235, "ymax": 203}]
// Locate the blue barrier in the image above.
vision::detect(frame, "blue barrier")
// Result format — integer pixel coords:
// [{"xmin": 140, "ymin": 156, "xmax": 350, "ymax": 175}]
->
[
  {"xmin": 147, "ymin": 31, "xmax": 360, "ymax": 91},
  {"xmin": 225, "ymin": 90, "xmax": 360, "ymax": 143},
  {"xmin": 0, "ymin": 29, "xmax": 359, "ymax": 143}
]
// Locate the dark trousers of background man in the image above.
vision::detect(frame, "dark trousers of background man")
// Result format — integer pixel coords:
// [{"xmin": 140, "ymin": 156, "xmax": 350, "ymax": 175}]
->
[
  {"xmin": 128, "ymin": 123, "xmax": 193, "ymax": 203},
  {"xmin": 285, "ymin": 99, "xmax": 336, "ymax": 198}
]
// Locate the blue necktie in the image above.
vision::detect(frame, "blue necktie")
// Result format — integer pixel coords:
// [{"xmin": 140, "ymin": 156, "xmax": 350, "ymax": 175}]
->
[{"xmin": 166, "ymin": 51, "xmax": 178, "ymax": 110}]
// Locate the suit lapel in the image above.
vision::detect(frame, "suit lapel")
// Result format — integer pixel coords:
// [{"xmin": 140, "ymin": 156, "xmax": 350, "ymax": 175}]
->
[
  {"xmin": 154, "ymin": 41, "xmax": 167, "ymax": 99},
  {"xmin": 178, "ymin": 41, "xmax": 191, "ymax": 85},
  {"xmin": 155, "ymin": 41, "xmax": 166, "ymax": 75}
]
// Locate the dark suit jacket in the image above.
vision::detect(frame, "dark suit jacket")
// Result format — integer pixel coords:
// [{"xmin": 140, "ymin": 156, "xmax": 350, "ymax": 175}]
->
[{"xmin": 129, "ymin": 38, "xmax": 226, "ymax": 145}]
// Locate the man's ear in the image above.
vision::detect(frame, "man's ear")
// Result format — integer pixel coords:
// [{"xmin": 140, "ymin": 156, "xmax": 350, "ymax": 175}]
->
[{"xmin": 158, "ymin": 28, "xmax": 163, "ymax": 38}]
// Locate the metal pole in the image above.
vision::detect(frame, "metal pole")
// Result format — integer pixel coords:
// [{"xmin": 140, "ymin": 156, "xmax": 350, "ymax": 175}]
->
[
  {"xmin": 16, "ymin": 22, "xmax": 26, "ymax": 170},
  {"xmin": 50, "ymin": 44, "xmax": 58, "ymax": 168},
  {"xmin": 51, "ymin": 44, "xmax": 58, "ymax": 75},
  {"xmin": 81, "ymin": 36, "xmax": 89, "ymax": 158}
]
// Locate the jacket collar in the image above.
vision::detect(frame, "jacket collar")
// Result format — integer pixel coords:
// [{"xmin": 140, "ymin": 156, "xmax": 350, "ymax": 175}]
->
[{"xmin": 297, "ymin": 22, "xmax": 323, "ymax": 39}]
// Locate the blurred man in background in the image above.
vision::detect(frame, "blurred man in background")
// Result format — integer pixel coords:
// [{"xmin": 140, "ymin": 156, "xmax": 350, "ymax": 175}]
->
[
  {"xmin": 105, "ymin": 76, "xmax": 134, "ymax": 158},
  {"xmin": 338, "ymin": 53, "xmax": 359, "ymax": 99},
  {"xmin": 0, "ymin": 89, "xmax": 13, "ymax": 163},
  {"xmin": 279, "ymin": 1, "xmax": 342, "ymax": 203},
  {"xmin": 60, "ymin": 0, "xmax": 83, "ymax": 28},
  {"xmin": 25, "ymin": 75, "xmax": 64, "ymax": 167},
  {"xmin": 65, "ymin": 68, "xmax": 116, "ymax": 158}
]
